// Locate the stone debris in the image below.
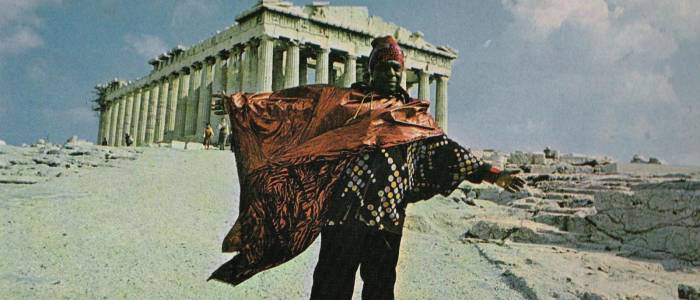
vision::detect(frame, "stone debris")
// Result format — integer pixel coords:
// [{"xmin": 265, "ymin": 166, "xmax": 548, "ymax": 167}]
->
[
  {"xmin": 485, "ymin": 147, "xmax": 617, "ymax": 175},
  {"xmin": 459, "ymin": 173, "xmax": 700, "ymax": 265},
  {"xmin": 631, "ymin": 154, "xmax": 663, "ymax": 165},
  {"xmin": 0, "ymin": 137, "xmax": 141, "ymax": 185},
  {"xmin": 447, "ymin": 161, "xmax": 700, "ymax": 299}
]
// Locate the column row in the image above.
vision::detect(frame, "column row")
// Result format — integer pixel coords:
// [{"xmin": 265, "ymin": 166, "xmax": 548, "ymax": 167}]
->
[{"xmin": 98, "ymin": 35, "xmax": 395, "ymax": 146}]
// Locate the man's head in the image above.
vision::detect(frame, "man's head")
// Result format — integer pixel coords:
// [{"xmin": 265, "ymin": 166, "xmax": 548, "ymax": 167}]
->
[{"xmin": 368, "ymin": 36, "xmax": 404, "ymax": 95}]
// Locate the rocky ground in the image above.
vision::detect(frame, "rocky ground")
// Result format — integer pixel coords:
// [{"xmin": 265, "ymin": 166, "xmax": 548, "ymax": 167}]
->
[{"xmin": 0, "ymin": 140, "xmax": 698, "ymax": 299}]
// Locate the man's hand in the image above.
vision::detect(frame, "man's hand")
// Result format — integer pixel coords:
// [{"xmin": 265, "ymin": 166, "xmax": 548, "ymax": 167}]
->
[
  {"xmin": 211, "ymin": 92, "xmax": 228, "ymax": 116},
  {"xmin": 494, "ymin": 169, "xmax": 526, "ymax": 193}
]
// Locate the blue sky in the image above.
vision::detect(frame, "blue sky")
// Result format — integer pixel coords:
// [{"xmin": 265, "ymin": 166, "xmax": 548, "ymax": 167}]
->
[{"xmin": 1, "ymin": 0, "xmax": 699, "ymax": 165}]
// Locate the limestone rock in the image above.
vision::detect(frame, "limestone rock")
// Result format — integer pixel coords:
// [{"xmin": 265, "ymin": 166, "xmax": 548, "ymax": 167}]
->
[
  {"xmin": 184, "ymin": 142, "xmax": 205, "ymax": 150},
  {"xmin": 530, "ymin": 153, "xmax": 546, "ymax": 165},
  {"xmin": 0, "ymin": 139, "xmax": 6, "ymax": 146},
  {"xmin": 170, "ymin": 140, "xmax": 187, "ymax": 150},
  {"xmin": 508, "ymin": 151, "xmax": 529, "ymax": 165}
]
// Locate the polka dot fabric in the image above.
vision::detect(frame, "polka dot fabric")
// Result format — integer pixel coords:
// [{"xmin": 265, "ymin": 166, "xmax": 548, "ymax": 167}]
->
[{"xmin": 325, "ymin": 135, "xmax": 490, "ymax": 234}]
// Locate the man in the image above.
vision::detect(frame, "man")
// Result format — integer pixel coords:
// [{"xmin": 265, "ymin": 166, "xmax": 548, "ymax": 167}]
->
[
  {"xmin": 208, "ymin": 36, "xmax": 524, "ymax": 299},
  {"xmin": 309, "ymin": 36, "xmax": 523, "ymax": 299},
  {"xmin": 217, "ymin": 118, "xmax": 229, "ymax": 151},
  {"xmin": 203, "ymin": 123, "xmax": 213, "ymax": 150},
  {"xmin": 124, "ymin": 133, "xmax": 134, "ymax": 147}
]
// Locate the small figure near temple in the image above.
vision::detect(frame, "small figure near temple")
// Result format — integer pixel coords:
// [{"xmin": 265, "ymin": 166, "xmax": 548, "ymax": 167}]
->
[
  {"xmin": 124, "ymin": 133, "xmax": 134, "ymax": 147},
  {"xmin": 101, "ymin": 138, "xmax": 108, "ymax": 146},
  {"xmin": 217, "ymin": 119, "xmax": 229, "ymax": 151},
  {"xmin": 203, "ymin": 123, "xmax": 214, "ymax": 150}
]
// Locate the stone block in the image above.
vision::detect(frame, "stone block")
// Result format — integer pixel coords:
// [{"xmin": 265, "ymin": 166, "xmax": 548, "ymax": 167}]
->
[
  {"xmin": 530, "ymin": 153, "xmax": 546, "ymax": 165},
  {"xmin": 170, "ymin": 140, "xmax": 187, "ymax": 150},
  {"xmin": 508, "ymin": 151, "xmax": 529, "ymax": 165},
  {"xmin": 596, "ymin": 163, "xmax": 617, "ymax": 174},
  {"xmin": 185, "ymin": 142, "xmax": 205, "ymax": 150},
  {"xmin": 559, "ymin": 153, "xmax": 592, "ymax": 165},
  {"xmin": 529, "ymin": 165, "xmax": 557, "ymax": 174}
]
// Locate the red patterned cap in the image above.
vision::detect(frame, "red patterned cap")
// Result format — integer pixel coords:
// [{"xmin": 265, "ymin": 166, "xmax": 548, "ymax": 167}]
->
[{"xmin": 368, "ymin": 35, "xmax": 405, "ymax": 72}]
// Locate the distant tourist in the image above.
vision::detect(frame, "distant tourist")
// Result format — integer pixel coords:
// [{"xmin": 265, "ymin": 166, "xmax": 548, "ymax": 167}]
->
[
  {"xmin": 203, "ymin": 123, "xmax": 213, "ymax": 150},
  {"xmin": 124, "ymin": 133, "xmax": 134, "ymax": 147},
  {"xmin": 101, "ymin": 138, "xmax": 108, "ymax": 146},
  {"xmin": 218, "ymin": 119, "xmax": 229, "ymax": 150}
]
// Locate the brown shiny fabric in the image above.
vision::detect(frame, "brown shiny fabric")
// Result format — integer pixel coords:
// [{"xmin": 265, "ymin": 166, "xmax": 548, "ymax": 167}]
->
[{"xmin": 209, "ymin": 84, "xmax": 443, "ymax": 285}]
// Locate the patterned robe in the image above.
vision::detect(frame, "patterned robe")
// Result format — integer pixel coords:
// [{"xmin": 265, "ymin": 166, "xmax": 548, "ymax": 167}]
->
[{"xmin": 209, "ymin": 84, "xmax": 493, "ymax": 285}]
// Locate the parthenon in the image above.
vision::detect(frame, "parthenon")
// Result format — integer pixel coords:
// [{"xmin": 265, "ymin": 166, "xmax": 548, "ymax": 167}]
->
[{"xmin": 95, "ymin": 0, "xmax": 457, "ymax": 147}]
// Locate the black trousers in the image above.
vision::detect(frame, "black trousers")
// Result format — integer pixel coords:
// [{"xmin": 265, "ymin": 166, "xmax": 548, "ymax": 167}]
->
[{"xmin": 310, "ymin": 222, "xmax": 402, "ymax": 300}]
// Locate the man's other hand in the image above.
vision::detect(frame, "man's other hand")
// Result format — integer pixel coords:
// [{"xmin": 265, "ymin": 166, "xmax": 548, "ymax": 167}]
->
[{"xmin": 494, "ymin": 169, "xmax": 526, "ymax": 193}]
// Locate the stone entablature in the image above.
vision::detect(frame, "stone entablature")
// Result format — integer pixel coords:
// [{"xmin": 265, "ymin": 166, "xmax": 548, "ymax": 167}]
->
[{"xmin": 98, "ymin": 0, "xmax": 456, "ymax": 147}]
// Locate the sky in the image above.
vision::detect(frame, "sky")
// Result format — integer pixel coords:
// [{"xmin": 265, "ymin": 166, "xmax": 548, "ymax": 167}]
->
[{"xmin": 0, "ymin": 0, "xmax": 698, "ymax": 165}]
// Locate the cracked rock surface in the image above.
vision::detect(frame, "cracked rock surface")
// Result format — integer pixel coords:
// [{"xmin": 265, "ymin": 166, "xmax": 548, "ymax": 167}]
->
[{"xmin": 435, "ymin": 162, "xmax": 700, "ymax": 299}]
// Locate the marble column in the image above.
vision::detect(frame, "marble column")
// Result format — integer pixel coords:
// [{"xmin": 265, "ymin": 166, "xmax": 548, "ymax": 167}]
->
[
  {"xmin": 174, "ymin": 67, "xmax": 190, "ymax": 139},
  {"xmin": 315, "ymin": 47, "xmax": 330, "ymax": 84},
  {"xmin": 257, "ymin": 35, "xmax": 274, "ymax": 92},
  {"xmin": 400, "ymin": 69, "xmax": 407, "ymax": 91},
  {"xmin": 418, "ymin": 70, "xmax": 430, "ymax": 100},
  {"xmin": 145, "ymin": 82, "xmax": 160, "ymax": 145},
  {"xmin": 226, "ymin": 47, "xmax": 241, "ymax": 94},
  {"xmin": 116, "ymin": 97, "xmax": 126, "ymax": 147},
  {"xmin": 210, "ymin": 52, "xmax": 228, "ymax": 142},
  {"xmin": 130, "ymin": 88, "xmax": 142, "ymax": 143},
  {"xmin": 241, "ymin": 42, "xmax": 254, "ymax": 92},
  {"xmin": 155, "ymin": 78, "xmax": 169, "ymax": 143},
  {"xmin": 109, "ymin": 102, "xmax": 119, "ymax": 146},
  {"xmin": 272, "ymin": 49, "xmax": 285, "ymax": 91},
  {"xmin": 165, "ymin": 73, "xmax": 180, "ymax": 141},
  {"xmin": 284, "ymin": 41, "xmax": 300, "ymax": 88},
  {"xmin": 435, "ymin": 75, "xmax": 449, "ymax": 132},
  {"xmin": 213, "ymin": 51, "xmax": 228, "ymax": 95},
  {"xmin": 123, "ymin": 92, "xmax": 134, "ymax": 140},
  {"xmin": 137, "ymin": 86, "xmax": 150, "ymax": 146},
  {"xmin": 344, "ymin": 54, "xmax": 357, "ymax": 87},
  {"xmin": 102, "ymin": 107, "xmax": 111, "ymax": 145},
  {"xmin": 185, "ymin": 62, "xmax": 201, "ymax": 137},
  {"xmin": 97, "ymin": 109, "xmax": 105, "ymax": 145},
  {"xmin": 196, "ymin": 57, "xmax": 215, "ymax": 137},
  {"xmin": 299, "ymin": 54, "xmax": 308, "ymax": 85}
]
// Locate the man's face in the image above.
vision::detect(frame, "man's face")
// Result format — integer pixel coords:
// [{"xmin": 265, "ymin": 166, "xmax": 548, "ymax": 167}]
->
[{"xmin": 371, "ymin": 60, "xmax": 403, "ymax": 95}]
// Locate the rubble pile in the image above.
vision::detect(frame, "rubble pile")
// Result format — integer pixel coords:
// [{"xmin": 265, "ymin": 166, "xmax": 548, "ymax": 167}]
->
[
  {"xmin": 0, "ymin": 137, "xmax": 141, "ymax": 185},
  {"xmin": 438, "ymin": 147, "xmax": 700, "ymax": 299}
]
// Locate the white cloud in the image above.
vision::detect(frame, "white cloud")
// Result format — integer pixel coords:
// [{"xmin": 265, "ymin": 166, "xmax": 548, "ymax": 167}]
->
[
  {"xmin": 0, "ymin": 26, "xmax": 43, "ymax": 54},
  {"xmin": 123, "ymin": 33, "xmax": 169, "ymax": 60},
  {"xmin": 0, "ymin": 0, "xmax": 60, "ymax": 57},
  {"xmin": 475, "ymin": 0, "xmax": 700, "ymax": 164}
]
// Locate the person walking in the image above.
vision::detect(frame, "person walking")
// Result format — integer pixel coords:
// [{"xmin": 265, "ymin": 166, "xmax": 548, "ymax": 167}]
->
[{"xmin": 203, "ymin": 123, "xmax": 213, "ymax": 150}]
